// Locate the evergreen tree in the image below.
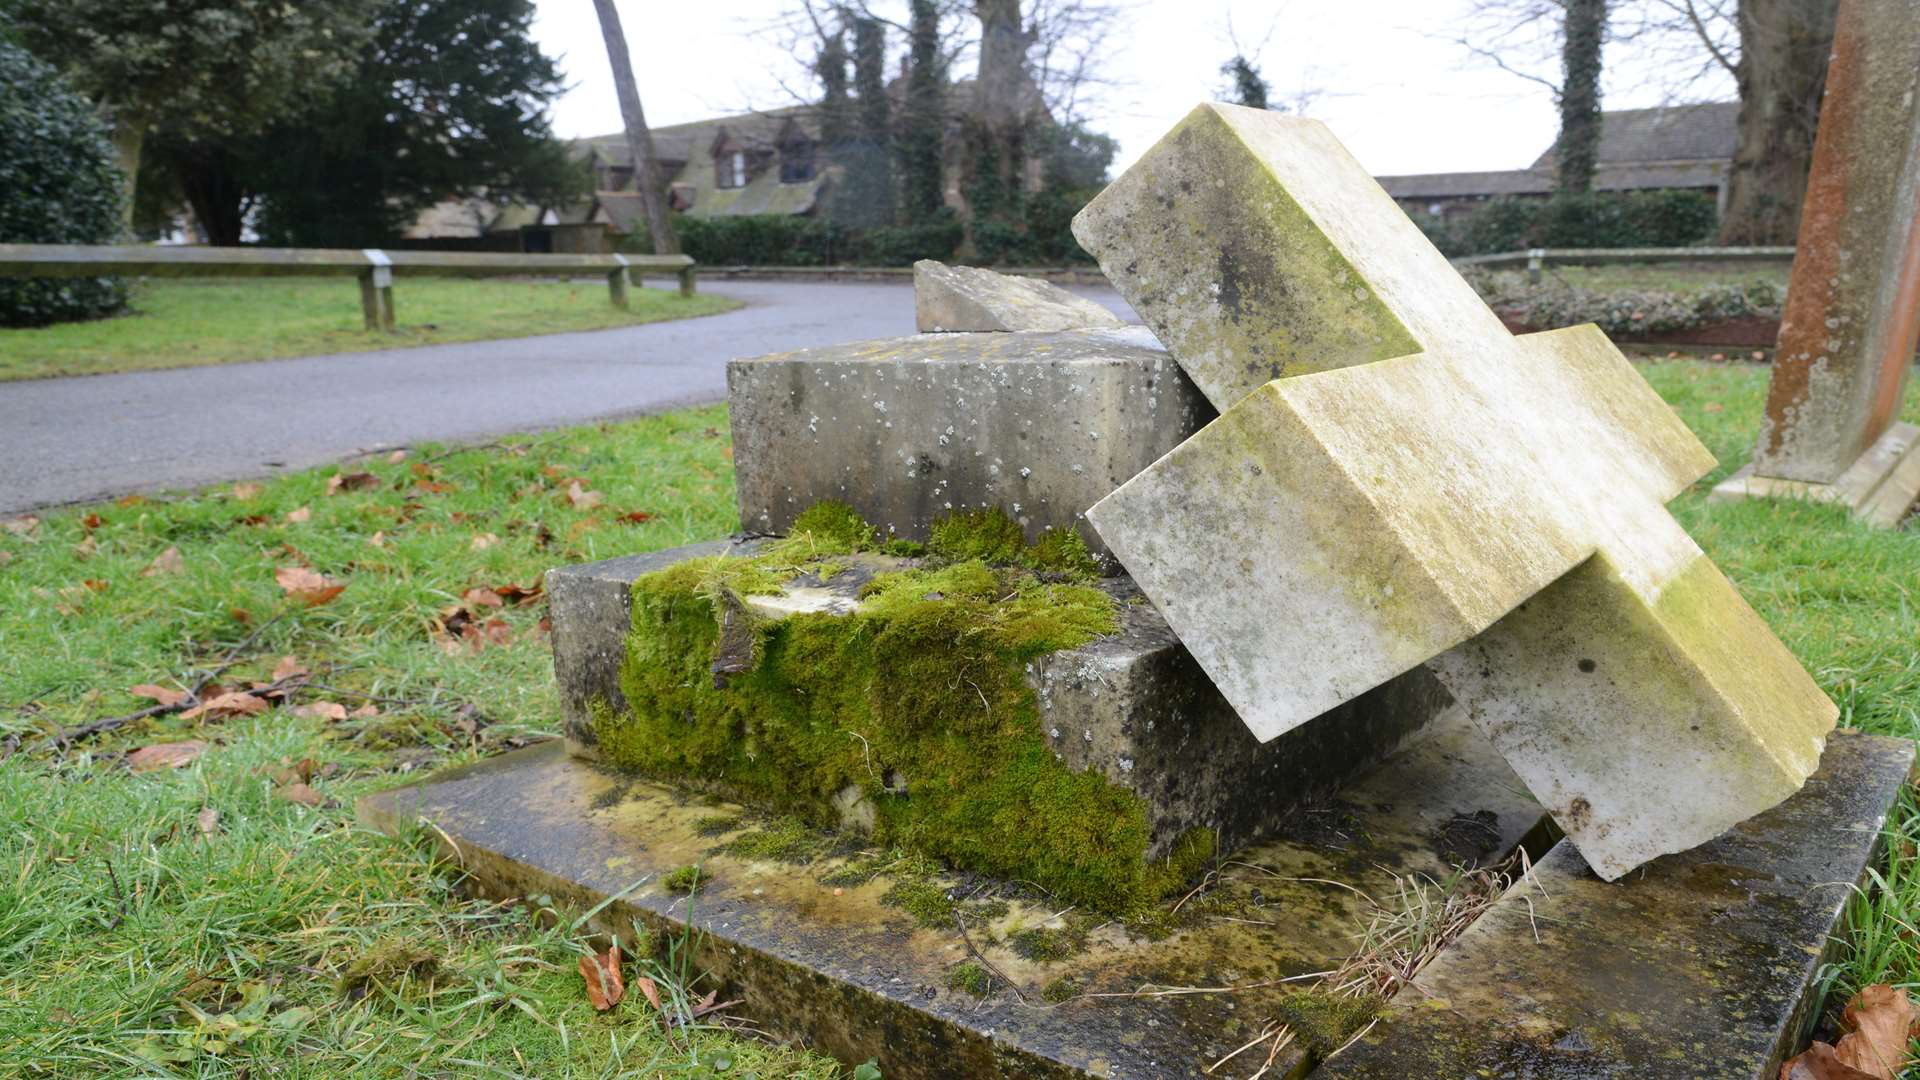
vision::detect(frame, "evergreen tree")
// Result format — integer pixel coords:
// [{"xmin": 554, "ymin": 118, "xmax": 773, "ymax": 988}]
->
[
  {"xmin": 1554, "ymin": 0, "xmax": 1606, "ymax": 193},
  {"xmin": 832, "ymin": 16, "xmax": 895, "ymax": 228},
  {"xmin": 896, "ymin": 0, "xmax": 946, "ymax": 223},
  {"xmin": 1221, "ymin": 55, "xmax": 1270, "ymax": 110}
]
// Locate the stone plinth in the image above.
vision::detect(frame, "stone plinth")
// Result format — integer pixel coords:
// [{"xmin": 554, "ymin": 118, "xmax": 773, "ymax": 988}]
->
[
  {"xmin": 358, "ymin": 712, "xmax": 1547, "ymax": 1080},
  {"xmin": 548, "ymin": 538, "xmax": 1453, "ymax": 864},
  {"xmin": 913, "ymin": 260, "xmax": 1124, "ymax": 332},
  {"xmin": 726, "ymin": 328, "xmax": 1213, "ymax": 562},
  {"xmin": 1321, "ymin": 731, "xmax": 1915, "ymax": 1080},
  {"xmin": 1714, "ymin": 420, "xmax": 1920, "ymax": 528},
  {"xmin": 1076, "ymin": 103, "xmax": 1836, "ymax": 880}
]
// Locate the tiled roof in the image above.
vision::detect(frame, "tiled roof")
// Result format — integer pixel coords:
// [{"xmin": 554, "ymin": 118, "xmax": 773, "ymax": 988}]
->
[
  {"xmin": 1530, "ymin": 102, "xmax": 1739, "ymax": 169},
  {"xmin": 1378, "ymin": 159, "xmax": 1725, "ymax": 199}
]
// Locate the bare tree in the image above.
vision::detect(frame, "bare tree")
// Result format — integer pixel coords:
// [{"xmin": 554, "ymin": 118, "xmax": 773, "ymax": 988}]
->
[{"xmin": 592, "ymin": 0, "xmax": 679, "ymax": 255}]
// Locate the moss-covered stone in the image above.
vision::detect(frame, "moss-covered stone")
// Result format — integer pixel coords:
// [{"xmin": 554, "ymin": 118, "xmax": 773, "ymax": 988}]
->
[
  {"xmin": 596, "ymin": 505, "xmax": 1217, "ymax": 912},
  {"xmin": 947, "ymin": 962, "xmax": 992, "ymax": 997},
  {"xmin": 714, "ymin": 817, "xmax": 828, "ymax": 863},
  {"xmin": 692, "ymin": 814, "xmax": 741, "ymax": 837},
  {"xmin": 662, "ymin": 865, "xmax": 703, "ymax": 893},
  {"xmin": 1041, "ymin": 976, "xmax": 1082, "ymax": 1004},
  {"xmin": 1275, "ymin": 990, "xmax": 1381, "ymax": 1055},
  {"xmin": 882, "ymin": 880, "xmax": 956, "ymax": 928}
]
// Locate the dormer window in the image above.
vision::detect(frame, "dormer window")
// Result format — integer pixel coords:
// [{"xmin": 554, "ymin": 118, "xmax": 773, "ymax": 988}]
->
[
  {"xmin": 780, "ymin": 138, "xmax": 815, "ymax": 183},
  {"xmin": 718, "ymin": 150, "xmax": 747, "ymax": 189}
]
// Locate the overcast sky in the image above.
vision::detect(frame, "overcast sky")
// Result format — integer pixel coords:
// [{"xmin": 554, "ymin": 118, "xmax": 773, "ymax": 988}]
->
[{"xmin": 529, "ymin": 1, "xmax": 1735, "ymax": 178}]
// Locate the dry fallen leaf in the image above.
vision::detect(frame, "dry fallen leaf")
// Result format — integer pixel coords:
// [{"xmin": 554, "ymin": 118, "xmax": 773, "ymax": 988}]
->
[
  {"xmin": 278, "ymin": 781, "xmax": 324, "ymax": 807},
  {"xmin": 565, "ymin": 481, "xmax": 605, "ymax": 510},
  {"xmin": 3, "ymin": 515, "xmax": 40, "ymax": 537},
  {"xmin": 387, "ymin": 449, "xmax": 408, "ymax": 463},
  {"xmin": 284, "ymin": 507, "xmax": 311, "ymax": 524},
  {"xmin": 462, "ymin": 587, "xmax": 505, "ymax": 608},
  {"xmin": 80, "ymin": 513, "xmax": 103, "ymax": 530},
  {"xmin": 128, "ymin": 741, "xmax": 208, "ymax": 773},
  {"xmin": 231, "ymin": 482, "xmax": 263, "ymax": 500},
  {"xmin": 1704, "ymin": 402, "xmax": 1725, "ymax": 413},
  {"xmin": 180, "ymin": 691, "xmax": 270, "ymax": 721},
  {"xmin": 143, "ymin": 546, "xmax": 185, "ymax": 577},
  {"xmin": 350, "ymin": 703, "xmax": 379, "ymax": 719},
  {"xmin": 470, "ymin": 533, "xmax": 500, "ymax": 551},
  {"xmin": 635, "ymin": 973, "xmax": 663, "ymax": 1014},
  {"xmin": 294, "ymin": 701, "xmax": 349, "ymax": 721},
  {"xmin": 326, "ymin": 471, "xmax": 378, "ymax": 495},
  {"xmin": 618, "ymin": 511, "xmax": 655, "ymax": 524},
  {"xmin": 117, "ymin": 494, "xmax": 147, "ymax": 507},
  {"xmin": 73, "ymin": 535, "xmax": 99, "ymax": 559},
  {"xmin": 275, "ymin": 566, "xmax": 346, "ymax": 607},
  {"xmin": 494, "ymin": 582, "xmax": 543, "ymax": 606},
  {"xmin": 196, "ymin": 806, "xmax": 220, "ymax": 838},
  {"xmin": 129, "ymin": 684, "xmax": 191, "ymax": 708},
  {"xmin": 1781, "ymin": 984, "xmax": 1916, "ymax": 1080},
  {"xmin": 580, "ymin": 941, "xmax": 625, "ymax": 1011},
  {"xmin": 271, "ymin": 655, "xmax": 308, "ymax": 682},
  {"xmin": 369, "ymin": 531, "xmax": 387, "ymax": 549}
]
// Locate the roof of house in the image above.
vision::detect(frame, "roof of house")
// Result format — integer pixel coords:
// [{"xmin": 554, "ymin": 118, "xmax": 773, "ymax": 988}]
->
[
  {"xmin": 1376, "ymin": 102, "xmax": 1737, "ymax": 201},
  {"xmin": 577, "ymin": 106, "xmax": 821, "ymax": 170}
]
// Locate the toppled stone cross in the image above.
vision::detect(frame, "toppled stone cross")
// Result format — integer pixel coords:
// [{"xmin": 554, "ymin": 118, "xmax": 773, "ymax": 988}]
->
[{"xmin": 1076, "ymin": 104, "xmax": 1837, "ymax": 879}]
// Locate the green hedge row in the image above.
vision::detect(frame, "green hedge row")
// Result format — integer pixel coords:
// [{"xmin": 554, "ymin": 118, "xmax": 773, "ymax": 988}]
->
[
  {"xmin": 626, "ymin": 212, "xmax": 963, "ymax": 267},
  {"xmin": 1415, "ymin": 190, "xmax": 1719, "ymax": 257},
  {"xmin": 0, "ymin": 40, "xmax": 127, "ymax": 327}
]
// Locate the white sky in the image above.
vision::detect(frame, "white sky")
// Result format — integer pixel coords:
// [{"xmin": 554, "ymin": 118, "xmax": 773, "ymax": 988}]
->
[{"xmin": 530, "ymin": 1, "xmax": 1735, "ymax": 178}]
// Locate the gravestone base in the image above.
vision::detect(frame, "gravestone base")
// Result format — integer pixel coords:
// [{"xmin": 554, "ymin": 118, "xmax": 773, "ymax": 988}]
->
[
  {"xmin": 358, "ymin": 722, "xmax": 1910, "ymax": 1079},
  {"xmin": 1712, "ymin": 421, "xmax": 1920, "ymax": 528},
  {"xmin": 547, "ymin": 538, "xmax": 1452, "ymax": 864}
]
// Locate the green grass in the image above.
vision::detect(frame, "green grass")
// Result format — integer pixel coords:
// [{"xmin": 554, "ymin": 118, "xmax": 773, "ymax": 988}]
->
[
  {"xmin": 0, "ymin": 367, "xmax": 1915, "ymax": 1073},
  {"xmin": 0, "ymin": 276, "xmax": 740, "ymax": 382},
  {"xmin": 1536, "ymin": 260, "xmax": 1791, "ymax": 294}
]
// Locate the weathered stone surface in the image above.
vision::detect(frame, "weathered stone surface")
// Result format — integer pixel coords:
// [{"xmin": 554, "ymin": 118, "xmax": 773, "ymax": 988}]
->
[
  {"xmin": 1715, "ymin": 420, "xmax": 1920, "ymax": 528},
  {"xmin": 548, "ymin": 537, "xmax": 1454, "ymax": 861},
  {"xmin": 913, "ymin": 259, "xmax": 1125, "ymax": 332},
  {"xmin": 358, "ymin": 711, "xmax": 1550, "ymax": 1080},
  {"xmin": 1077, "ymin": 103, "xmax": 1836, "ymax": 880},
  {"xmin": 1750, "ymin": 0, "xmax": 1920, "ymax": 486},
  {"xmin": 1320, "ymin": 730, "xmax": 1915, "ymax": 1080},
  {"xmin": 727, "ymin": 328, "xmax": 1213, "ymax": 561}
]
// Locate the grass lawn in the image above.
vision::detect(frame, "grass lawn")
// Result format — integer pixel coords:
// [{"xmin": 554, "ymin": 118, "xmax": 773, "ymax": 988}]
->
[
  {"xmin": 0, "ymin": 276, "xmax": 741, "ymax": 382},
  {"xmin": 1, "ymin": 366, "xmax": 1916, "ymax": 1075},
  {"xmin": 1533, "ymin": 260, "xmax": 1791, "ymax": 294}
]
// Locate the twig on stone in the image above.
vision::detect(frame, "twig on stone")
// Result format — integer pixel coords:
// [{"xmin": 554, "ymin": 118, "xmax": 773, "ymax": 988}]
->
[{"xmin": 952, "ymin": 912, "xmax": 1027, "ymax": 1005}]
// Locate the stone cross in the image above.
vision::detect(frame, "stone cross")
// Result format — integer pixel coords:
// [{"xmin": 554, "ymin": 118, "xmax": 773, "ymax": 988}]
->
[
  {"xmin": 1714, "ymin": 0, "xmax": 1920, "ymax": 526},
  {"xmin": 1074, "ymin": 103, "xmax": 1837, "ymax": 880}
]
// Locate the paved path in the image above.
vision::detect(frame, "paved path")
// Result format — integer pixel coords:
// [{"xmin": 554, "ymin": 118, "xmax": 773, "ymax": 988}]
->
[{"xmin": 0, "ymin": 279, "xmax": 1135, "ymax": 515}]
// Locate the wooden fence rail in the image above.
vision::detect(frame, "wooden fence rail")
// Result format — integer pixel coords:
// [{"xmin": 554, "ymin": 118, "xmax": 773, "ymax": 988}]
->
[
  {"xmin": 1452, "ymin": 245, "xmax": 1796, "ymax": 284},
  {"xmin": 0, "ymin": 243, "xmax": 697, "ymax": 332}
]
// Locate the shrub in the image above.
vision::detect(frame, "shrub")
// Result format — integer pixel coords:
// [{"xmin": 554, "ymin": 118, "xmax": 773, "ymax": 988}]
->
[
  {"xmin": 1443, "ymin": 189, "xmax": 1719, "ymax": 256},
  {"xmin": 854, "ymin": 213, "xmax": 962, "ymax": 266},
  {"xmin": 0, "ymin": 40, "xmax": 127, "ymax": 327},
  {"xmin": 1467, "ymin": 270, "xmax": 1785, "ymax": 336},
  {"xmin": 1455, "ymin": 197, "xmax": 1537, "ymax": 256}
]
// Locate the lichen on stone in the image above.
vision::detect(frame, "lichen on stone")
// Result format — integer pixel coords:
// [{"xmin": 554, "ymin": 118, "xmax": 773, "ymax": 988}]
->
[{"xmin": 596, "ymin": 502, "xmax": 1216, "ymax": 911}]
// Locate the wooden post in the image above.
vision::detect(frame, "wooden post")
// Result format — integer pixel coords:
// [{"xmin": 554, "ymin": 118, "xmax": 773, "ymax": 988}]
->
[
  {"xmin": 608, "ymin": 255, "xmax": 630, "ymax": 310},
  {"xmin": 678, "ymin": 263, "xmax": 696, "ymax": 298},
  {"xmin": 360, "ymin": 250, "xmax": 396, "ymax": 332}
]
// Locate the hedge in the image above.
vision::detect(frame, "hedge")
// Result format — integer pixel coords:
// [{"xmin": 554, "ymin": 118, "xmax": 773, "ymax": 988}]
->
[
  {"xmin": 1420, "ymin": 189, "xmax": 1719, "ymax": 257},
  {"xmin": 0, "ymin": 39, "xmax": 127, "ymax": 327}
]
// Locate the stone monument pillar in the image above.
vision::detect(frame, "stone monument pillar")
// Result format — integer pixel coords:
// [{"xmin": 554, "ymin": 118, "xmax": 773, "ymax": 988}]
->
[{"xmin": 1714, "ymin": 0, "xmax": 1920, "ymax": 526}]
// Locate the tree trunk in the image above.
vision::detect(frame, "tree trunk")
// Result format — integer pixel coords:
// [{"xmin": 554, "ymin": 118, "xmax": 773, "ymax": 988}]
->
[
  {"xmin": 110, "ymin": 115, "xmax": 145, "ymax": 232},
  {"xmin": 896, "ymin": 0, "xmax": 945, "ymax": 222},
  {"xmin": 591, "ymin": 0, "xmax": 678, "ymax": 255},
  {"xmin": 172, "ymin": 144, "xmax": 249, "ymax": 246},
  {"xmin": 1555, "ymin": 0, "xmax": 1606, "ymax": 194},
  {"xmin": 1718, "ymin": 0, "xmax": 1837, "ymax": 244}
]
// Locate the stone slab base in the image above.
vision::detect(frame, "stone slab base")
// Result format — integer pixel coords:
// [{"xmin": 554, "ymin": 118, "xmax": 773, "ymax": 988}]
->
[
  {"xmin": 546, "ymin": 538, "xmax": 1453, "ymax": 862},
  {"xmin": 358, "ymin": 713, "xmax": 1547, "ymax": 1079},
  {"xmin": 1320, "ymin": 730, "xmax": 1913, "ymax": 1080},
  {"xmin": 1712, "ymin": 421, "xmax": 1920, "ymax": 528}
]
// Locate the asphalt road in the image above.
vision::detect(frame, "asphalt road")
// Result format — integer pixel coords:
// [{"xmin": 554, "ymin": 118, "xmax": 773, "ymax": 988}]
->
[{"xmin": 0, "ymin": 279, "xmax": 1135, "ymax": 515}]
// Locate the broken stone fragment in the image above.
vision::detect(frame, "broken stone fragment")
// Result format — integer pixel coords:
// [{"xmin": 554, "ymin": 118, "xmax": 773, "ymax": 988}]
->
[
  {"xmin": 913, "ymin": 259, "xmax": 1125, "ymax": 332},
  {"xmin": 726, "ymin": 328, "xmax": 1213, "ymax": 564},
  {"xmin": 546, "ymin": 537, "xmax": 1452, "ymax": 888},
  {"xmin": 1077, "ymin": 102, "xmax": 1836, "ymax": 879}
]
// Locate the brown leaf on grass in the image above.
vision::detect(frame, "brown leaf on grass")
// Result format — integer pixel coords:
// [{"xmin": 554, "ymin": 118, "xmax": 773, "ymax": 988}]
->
[
  {"xmin": 1704, "ymin": 402, "xmax": 1725, "ymax": 413},
  {"xmin": 414, "ymin": 480, "xmax": 454, "ymax": 495},
  {"xmin": 470, "ymin": 532, "xmax": 500, "ymax": 551},
  {"xmin": 73, "ymin": 535, "xmax": 99, "ymax": 559},
  {"xmin": 117, "ymin": 494, "xmax": 147, "ymax": 507},
  {"xmin": 231, "ymin": 482, "xmax": 264, "ymax": 500},
  {"xmin": 1781, "ymin": 984, "xmax": 1916, "ymax": 1080},
  {"xmin": 462, "ymin": 587, "xmax": 504, "ymax": 608},
  {"xmin": 387, "ymin": 449, "xmax": 408, "ymax": 463},
  {"xmin": 0, "ymin": 550, "xmax": 11, "ymax": 566},
  {"xmin": 618, "ymin": 511, "xmax": 655, "ymax": 524},
  {"xmin": 142, "ymin": 546, "xmax": 185, "ymax": 577},
  {"xmin": 180, "ymin": 691, "xmax": 269, "ymax": 721},
  {"xmin": 325, "ymin": 471, "xmax": 378, "ymax": 496},
  {"xmin": 270, "ymin": 655, "xmax": 308, "ymax": 682},
  {"xmin": 4, "ymin": 515, "xmax": 40, "ymax": 537},
  {"xmin": 540, "ymin": 464, "xmax": 567, "ymax": 479},
  {"xmin": 494, "ymin": 581, "xmax": 543, "ymax": 606},
  {"xmin": 128, "ymin": 741, "xmax": 207, "ymax": 773},
  {"xmin": 278, "ymin": 781, "xmax": 324, "ymax": 807},
  {"xmin": 196, "ymin": 806, "xmax": 220, "ymax": 838},
  {"xmin": 129, "ymin": 684, "xmax": 191, "ymax": 707},
  {"xmin": 294, "ymin": 701, "xmax": 349, "ymax": 721},
  {"xmin": 635, "ymin": 973, "xmax": 663, "ymax": 1013},
  {"xmin": 284, "ymin": 507, "xmax": 311, "ymax": 524},
  {"xmin": 275, "ymin": 566, "xmax": 346, "ymax": 607},
  {"xmin": 565, "ymin": 481, "xmax": 605, "ymax": 510},
  {"xmin": 350, "ymin": 703, "xmax": 379, "ymax": 718},
  {"xmin": 580, "ymin": 941, "xmax": 624, "ymax": 1011}
]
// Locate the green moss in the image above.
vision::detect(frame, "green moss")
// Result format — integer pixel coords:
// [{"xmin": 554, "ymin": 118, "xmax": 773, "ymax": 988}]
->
[
  {"xmin": 1275, "ymin": 990, "xmax": 1382, "ymax": 1055},
  {"xmin": 927, "ymin": 509, "xmax": 1099, "ymax": 579},
  {"xmin": 1041, "ymin": 976, "xmax": 1081, "ymax": 1004},
  {"xmin": 337, "ymin": 940, "xmax": 441, "ymax": 999},
  {"xmin": 716, "ymin": 817, "xmax": 828, "ymax": 863},
  {"xmin": 692, "ymin": 814, "xmax": 741, "ymax": 837},
  {"xmin": 662, "ymin": 865, "xmax": 703, "ymax": 894},
  {"xmin": 881, "ymin": 880, "xmax": 955, "ymax": 928},
  {"xmin": 946, "ymin": 962, "xmax": 991, "ymax": 997},
  {"xmin": 597, "ymin": 503, "xmax": 1217, "ymax": 912},
  {"xmin": 1008, "ymin": 922, "xmax": 1088, "ymax": 962},
  {"xmin": 783, "ymin": 500, "xmax": 874, "ymax": 554}
]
